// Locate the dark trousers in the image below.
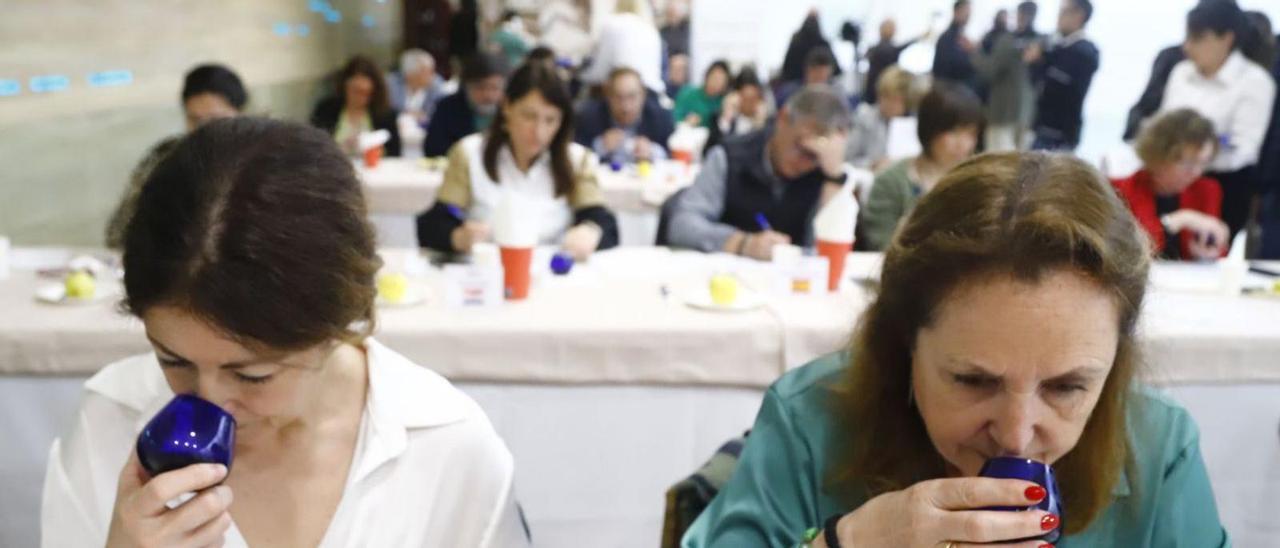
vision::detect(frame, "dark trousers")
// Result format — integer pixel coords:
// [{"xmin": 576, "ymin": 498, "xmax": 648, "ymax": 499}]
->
[
  {"xmin": 1207, "ymin": 166, "xmax": 1257, "ymax": 243},
  {"xmin": 1260, "ymin": 191, "xmax": 1280, "ymax": 259}
]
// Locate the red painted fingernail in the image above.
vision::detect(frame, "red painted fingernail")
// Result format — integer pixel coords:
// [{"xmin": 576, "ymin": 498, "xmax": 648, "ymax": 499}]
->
[
  {"xmin": 1039, "ymin": 544, "xmax": 1054, "ymax": 548},
  {"xmin": 1041, "ymin": 514, "xmax": 1060, "ymax": 531},
  {"xmin": 1025, "ymin": 485, "xmax": 1046, "ymax": 501}
]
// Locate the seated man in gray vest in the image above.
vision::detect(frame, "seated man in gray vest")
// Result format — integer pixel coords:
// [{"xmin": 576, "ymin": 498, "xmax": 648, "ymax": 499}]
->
[{"xmin": 666, "ymin": 85, "xmax": 852, "ymax": 260}]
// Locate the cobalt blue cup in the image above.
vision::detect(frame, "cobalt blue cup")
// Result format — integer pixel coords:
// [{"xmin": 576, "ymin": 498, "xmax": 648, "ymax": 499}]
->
[
  {"xmin": 978, "ymin": 457, "xmax": 1064, "ymax": 543},
  {"xmin": 550, "ymin": 252, "xmax": 575, "ymax": 275},
  {"xmin": 136, "ymin": 395, "xmax": 236, "ymax": 477}
]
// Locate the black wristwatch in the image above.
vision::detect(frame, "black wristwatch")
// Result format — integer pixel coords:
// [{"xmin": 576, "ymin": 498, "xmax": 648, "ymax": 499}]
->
[
  {"xmin": 823, "ymin": 514, "xmax": 844, "ymax": 548},
  {"xmin": 823, "ymin": 171, "xmax": 848, "ymax": 184}
]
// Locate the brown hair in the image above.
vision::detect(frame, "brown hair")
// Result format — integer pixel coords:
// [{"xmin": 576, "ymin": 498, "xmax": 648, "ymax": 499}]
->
[
  {"xmin": 917, "ymin": 83, "xmax": 984, "ymax": 160},
  {"xmin": 122, "ymin": 117, "xmax": 381, "ymax": 351},
  {"xmin": 1134, "ymin": 108, "xmax": 1218, "ymax": 167},
  {"xmin": 336, "ymin": 55, "xmax": 392, "ymax": 118},
  {"xmin": 484, "ymin": 62, "xmax": 577, "ymax": 197},
  {"xmin": 606, "ymin": 66, "xmax": 643, "ymax": 90},
  {"xmin": 828, "ymin": 152, "xmax": 1150, "ymax": 534}
]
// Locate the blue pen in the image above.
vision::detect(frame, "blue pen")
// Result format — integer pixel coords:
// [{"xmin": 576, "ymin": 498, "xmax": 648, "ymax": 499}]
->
[
  {"xmin": 445, "ymin": 204, "xmax": 466, "ymax": 221},
  {"xmin": 754, "ymin": 213, "xmax": 772, "ymax": 232}
]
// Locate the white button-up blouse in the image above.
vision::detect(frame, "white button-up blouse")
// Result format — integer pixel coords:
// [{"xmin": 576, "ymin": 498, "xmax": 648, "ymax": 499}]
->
[{"xmin": 41, "ymin": 338, "xmax": 529, "ymax": 547}]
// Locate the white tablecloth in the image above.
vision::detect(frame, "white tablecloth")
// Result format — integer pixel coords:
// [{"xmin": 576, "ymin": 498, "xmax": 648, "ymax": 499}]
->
[{"xmin": 4, "ymin": 248, "xmax": 1279, "ymax": 387}]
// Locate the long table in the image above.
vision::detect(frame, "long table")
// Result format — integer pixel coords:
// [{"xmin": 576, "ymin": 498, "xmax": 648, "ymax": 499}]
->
[
  {"xmin": 357, "ymin": 158, "xmax": 697, "ymax": 247},
  {"xmin": 2, "ymin": 247, "xmax": 1279, "ymax": 547}
]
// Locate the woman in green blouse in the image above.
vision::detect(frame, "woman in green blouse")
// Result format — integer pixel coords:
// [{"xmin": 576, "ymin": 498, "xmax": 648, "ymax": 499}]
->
[
  {"xmin": 674, "ymin": 60, "xmax": 731, "ymax": 128},
  {"xmin": 683, "ymin": 153, "xmax": 1230, "ymax": 547},
  {"xmin": 861, "ymin": 83, "xmax": 982, "ymax": 250}
]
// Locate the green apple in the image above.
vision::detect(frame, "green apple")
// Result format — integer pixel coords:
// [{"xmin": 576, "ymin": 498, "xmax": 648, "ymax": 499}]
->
[
  {"xmin": 377, "ymin": 273, "xmax": 409, "ymax": 303},
  {"xmin": 709, "ymin": 274, "xmax": 739, "ymax": 306},
  {"xmin": 64, "ymin": 271, "xmax": 96, "ymax": 300}
]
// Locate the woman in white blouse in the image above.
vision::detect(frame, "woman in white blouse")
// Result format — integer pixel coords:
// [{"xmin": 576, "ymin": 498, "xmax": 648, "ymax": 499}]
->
[
  {"xmin": 1159, "ymin": 0, "xmax": 1277, "ymax": 240},
  {"xmin": 416, "ymin": 62, "xmax": 620, "ymax": 259},
  {"xmin": 41, "ymin": 118, "xmax": 528, "ymax": 548}
]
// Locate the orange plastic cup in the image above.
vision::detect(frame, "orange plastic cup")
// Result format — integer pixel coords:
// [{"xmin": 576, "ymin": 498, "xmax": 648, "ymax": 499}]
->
[
  {"xmin": 816, "ymin": 240, "xmax": 853, "ymax": 292},
  {"xmin": 499, "ymin": 246, "xmax": 533, "ymax": 300},
  {"xmin": 363, "ymin": 145, "xmax": 384, "ymax": 168},
  {"xmin": 672, "ymin": 148, "xmax": 693, "ymax": 165}
]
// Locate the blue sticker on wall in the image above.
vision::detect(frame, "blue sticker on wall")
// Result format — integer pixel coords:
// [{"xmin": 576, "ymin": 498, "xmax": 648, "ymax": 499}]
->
[
  {"xmin": 308, "ymin": 0, "xmax": 330, "ymax": 13},
  {"xmin": 361, "ymin": 14, "xmax": 375, "ymax": 28},
  {"xmin": 87, "ymin": 70, "xmax": 133, "ymax": 88},
  {"xmin": 324, "ymin": 9, "xmax": 342, "ymax": 23},
  {"xmin": 297, "ymin": 23, "xmax": 311, "ymax": 37},
  {"xmin": 273, "ymin": 22, "xmax": 293, "ymax": 36},
  {"xmin": 0, "ymin": 79, "xmax": 20, "ymax": 97},
  {"xmin": 30, "ymin": 75, "xmax": 70, "ymax": 93}
]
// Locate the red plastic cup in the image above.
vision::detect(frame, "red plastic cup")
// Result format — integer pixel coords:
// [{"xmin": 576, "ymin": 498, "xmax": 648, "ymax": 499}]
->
[
  {"xmin": 363, "ymin": 145, "xmax": 384, "ymax": 168},
  {"xmin": 816, "ymin": 240, "xmax": 853, "ymax": 292},
  {"xmin": 499, "ymin": 246, "xmax": 533, "ymax": 300}
]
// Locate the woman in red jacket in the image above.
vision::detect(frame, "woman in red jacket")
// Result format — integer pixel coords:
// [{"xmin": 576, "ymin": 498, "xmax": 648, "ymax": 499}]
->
[{"xmin": 1112, "ymin": 109, "xmax": 1230, "ymax": 260}]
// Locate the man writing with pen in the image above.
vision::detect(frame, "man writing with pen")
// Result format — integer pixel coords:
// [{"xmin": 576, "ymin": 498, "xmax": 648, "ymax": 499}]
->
[{"xmin": 664, "ymin": 85, "xmax": 854, "ymax": 260}]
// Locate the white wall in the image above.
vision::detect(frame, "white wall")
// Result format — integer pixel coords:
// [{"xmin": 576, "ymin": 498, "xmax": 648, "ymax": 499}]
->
[{"xmin": 692, "ymin": 0, "xmax": 1280, "ymax": 163}]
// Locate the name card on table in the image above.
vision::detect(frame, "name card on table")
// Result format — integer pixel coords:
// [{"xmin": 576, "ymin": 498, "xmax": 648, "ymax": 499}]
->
[
  {"xmin": 773, "ymin": 256, "xmax": 829, "ymax": 296},
  {"xmin": 442, "ymin": 264, "xmax": 503, "ymax": 307}
]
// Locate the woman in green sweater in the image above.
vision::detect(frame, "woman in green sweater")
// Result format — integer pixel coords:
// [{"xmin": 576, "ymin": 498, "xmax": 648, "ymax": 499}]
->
[
  {"xmin": 674, "ymin": 60, "xmax": 731, "ymax": 128},
  {"xmin": 683, "ymin": 152, "xmax": 1230, "ymax": 547},
  {"xmin": 861, "ymin": 84, "xmax": 983, "ymax": 250}
]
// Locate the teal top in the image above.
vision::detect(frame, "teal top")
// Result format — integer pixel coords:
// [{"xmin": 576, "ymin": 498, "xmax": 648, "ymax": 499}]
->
[
  {"xmin": 682, "ymin": 353, "xmax": 1231, "ymax": 548},
  {"xmin": 674, "ymin": 85, "xmax": 724, "ymax": 129},
  {"xmin": 860, "ymin": 158, "xmax": 921, "ymax": 251}
]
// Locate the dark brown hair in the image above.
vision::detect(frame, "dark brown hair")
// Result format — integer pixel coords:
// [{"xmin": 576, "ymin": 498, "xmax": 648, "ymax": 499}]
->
[
  {"xmin": 336, "ymin": 55, "xmax": 392, "ymax": 118},
  {"xmin": 462, "ymin": 51, "xmax": 509, "ymax": 84},
  {"xmin": 182, "ymin": 64, "xmax": 248, "ymax": 110},
  {"xmin": 483, "ymin": 62, "xmax": 576, "ymax": 197},
  {"xmin": 1134, "ymin": 108, "xmax": 1218, "ymax": 167},
  {"xmin": 1187, "ymin": 0, "xmax": 1243, "ymax": 44},
  {"xmin": 122, "ymin": 117, "xmax": 381, "ymax": 351},
  {"xmin": 828, "ymin": 153, "xmax": 1150, "ymax": 535},
  {"xmin": 917, "ymin": 83, "xmax": 984, "ymax": 160},
  {"xmin": 606, "ymin": 66, "xmax": 642, "ymax": 89}
]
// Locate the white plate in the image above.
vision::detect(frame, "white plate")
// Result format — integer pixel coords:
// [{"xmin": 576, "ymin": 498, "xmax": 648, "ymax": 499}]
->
[
  {"xmin": 682, "ymin": 288, "xmax": 766, "ymax": 312},
  {"xmin": 376, "ymin": 283, "xmax": 431, "ymax": 308},
  {"xmin": 34, "ymin": 283, "xmax": 116, "ymax": 306}
]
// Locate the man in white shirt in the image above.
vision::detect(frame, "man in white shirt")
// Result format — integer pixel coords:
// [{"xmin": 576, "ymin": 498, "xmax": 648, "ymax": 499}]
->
[
  {"xmin": 388, "ymin": 49, "xmax": 450, "ymax": 126},
  {"xmin": 1160, "ymin": 0, "xmax": 1277, "ymax": 240}
]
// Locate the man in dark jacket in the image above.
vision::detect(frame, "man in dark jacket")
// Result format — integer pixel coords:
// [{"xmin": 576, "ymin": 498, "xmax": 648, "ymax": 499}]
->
[
  {"xmin": 933, "ymin": 0, "xmax": 977, "ymax": 94},
  {"xmin": 575, "ymin": 67, "xmax": 675, "ymax": 164},
  {"xmin": 865, "ymin": 18, "xmax": 929, "ymax": 105},
  {"xmin": 423, "ymin": 52, "xmax": 507, "ymax": 157},
  {"xmin": 1030, "ymin": 0, "xmax": 1099, "ymax": 151}
]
